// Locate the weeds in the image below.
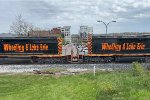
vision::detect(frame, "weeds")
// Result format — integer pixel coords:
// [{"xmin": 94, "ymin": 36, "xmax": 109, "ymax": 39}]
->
[
  {"xmin": 131, "ymin": 62, "xmax": 145, "ymax": 76},
  {"xmin": 1, "ymin": 66, "xmax": 150, "ymax": 100},
  {"xmin": 96, "ymin": 81, "xmax": 121, "ymax": 100}
]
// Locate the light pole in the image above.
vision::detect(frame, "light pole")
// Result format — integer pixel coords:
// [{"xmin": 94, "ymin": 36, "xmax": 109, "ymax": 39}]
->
[{"xmin": 97, "ymin": 20, "xmax": 116, "ymax": 37}]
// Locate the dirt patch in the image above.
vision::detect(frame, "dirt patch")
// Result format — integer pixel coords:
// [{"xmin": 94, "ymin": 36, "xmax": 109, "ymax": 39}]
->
[
  {"xmin": 32, "ymin": 68, "xmax": 92, "ymax": 76},
  {"xmin": 33, "ymin": 70, "xmax": 79, "ymax": 76}
]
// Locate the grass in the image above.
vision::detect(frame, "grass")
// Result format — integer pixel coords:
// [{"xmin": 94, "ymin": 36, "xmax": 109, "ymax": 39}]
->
[{"xmin": 0, "ymin": 70, "xmax": 150, "ymax": 100}]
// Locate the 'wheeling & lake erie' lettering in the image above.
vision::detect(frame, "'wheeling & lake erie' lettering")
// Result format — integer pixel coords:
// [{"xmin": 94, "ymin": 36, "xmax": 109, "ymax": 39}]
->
[{"xmin": 102, "ymin": 42, "xmax": 145, "ymax": 51}]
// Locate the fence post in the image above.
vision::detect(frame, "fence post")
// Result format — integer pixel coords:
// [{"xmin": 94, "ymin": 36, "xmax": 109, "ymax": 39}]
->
[{"xmin": 94, "ymin": 64, "xmax": 96, "ymax": 77}]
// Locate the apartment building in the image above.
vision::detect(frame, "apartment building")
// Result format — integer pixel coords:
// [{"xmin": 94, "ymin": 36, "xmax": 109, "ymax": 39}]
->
[{"xmin": 79, "ymin": 26, "xmax": 93, "ymax": 42}]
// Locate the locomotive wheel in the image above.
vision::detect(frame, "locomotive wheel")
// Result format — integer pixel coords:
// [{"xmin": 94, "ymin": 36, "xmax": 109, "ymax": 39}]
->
[
  {"xmin": 145, "ymin": 57, "xmax": 150, "ymax": 63},
  {"xmin": 104, "ymin": 57, "xmax": 114, "ymax": 63}
]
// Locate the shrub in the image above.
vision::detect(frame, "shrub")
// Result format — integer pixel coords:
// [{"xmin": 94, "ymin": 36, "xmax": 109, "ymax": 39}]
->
[{"xmin": 131, "ymin": 62, "xmax": 145, "ymax": 76}]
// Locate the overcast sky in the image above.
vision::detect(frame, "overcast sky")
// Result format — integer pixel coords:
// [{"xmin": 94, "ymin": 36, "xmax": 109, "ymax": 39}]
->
[{"xmin": 0, "ymin": 0, "xmax": 150, "ymax": 34}]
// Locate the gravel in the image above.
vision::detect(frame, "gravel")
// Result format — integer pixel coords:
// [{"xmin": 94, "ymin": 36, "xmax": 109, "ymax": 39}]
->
[{"xmin": 0, "ymin": 63, "xmax": 150, "ymax": 73}]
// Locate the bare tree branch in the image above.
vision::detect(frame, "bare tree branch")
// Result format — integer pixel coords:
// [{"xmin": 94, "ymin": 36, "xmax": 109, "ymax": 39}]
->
[{"xmin": 10, "ymin": 14, "xmax": 34, "ymax": 37}]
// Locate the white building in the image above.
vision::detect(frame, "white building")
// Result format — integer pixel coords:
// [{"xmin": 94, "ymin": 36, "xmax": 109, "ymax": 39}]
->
[
  {"xmin": 79, "ymin": 26, "xmax": 93, "ymax": 42},
  {"xmin": 60, "ymin": 26, "xmax": 71, "ymax": 43}
]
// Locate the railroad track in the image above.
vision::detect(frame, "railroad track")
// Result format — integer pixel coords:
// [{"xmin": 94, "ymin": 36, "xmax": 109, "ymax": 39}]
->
[{"xmin": 0, "ymin": 63, "xmax": 150, "ymax": 73}]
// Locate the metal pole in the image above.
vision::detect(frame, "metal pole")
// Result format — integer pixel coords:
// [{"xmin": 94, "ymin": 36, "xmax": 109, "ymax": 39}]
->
[
  {"xmin": 106, "ymin": 24, "xmax": 108, "ymax": 36},
  {"xmin": 97, "ymin": 20, "xmax": 116, "ymax": 37},
  {"xmin": 94, "ymin": 64, "xmax": 96, "ymax": 77}
]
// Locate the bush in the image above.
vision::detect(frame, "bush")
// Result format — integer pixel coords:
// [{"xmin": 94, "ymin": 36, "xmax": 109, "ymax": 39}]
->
[{"xmin": 131, "ymin": 62, "xmax": 145, "ymax": 76}]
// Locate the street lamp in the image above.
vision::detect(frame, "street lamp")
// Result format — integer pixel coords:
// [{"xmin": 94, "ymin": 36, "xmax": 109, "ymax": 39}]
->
[{"xmin": 97, "ymin": 20, "xmax": 116, "ymax": 37}]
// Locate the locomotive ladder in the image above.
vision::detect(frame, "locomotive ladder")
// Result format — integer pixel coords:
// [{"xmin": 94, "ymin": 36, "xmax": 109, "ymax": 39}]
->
[{"xmin": 88, "ymin": 33, "xmax": 92, "ymax": 54}]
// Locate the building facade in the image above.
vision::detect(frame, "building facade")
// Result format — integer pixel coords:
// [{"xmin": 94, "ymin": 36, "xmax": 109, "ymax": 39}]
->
[
  {"xmin": 28, "ymin": 28, "xmax": 62, "ymax": 37},
  {"xmin": 71, "ymin": 34, "xmax": 80, "ymax": 44},
  {"xmin": 28, "ymin": 26, "xmax": 71, "ymax": 43},
  {"xmin": 60, "ymin": 26, "xmax": 71, "ymax": 43},
  {"xmin": 51, "ymin": 28, "xmax": 61, "ymax": 35},
  {"xmin": 28, "ymin": 30, "xmax": 51, "ymax": 37},
  {"xmin": 79, "ymin": 26, "xmax": 93, "ymax": 42}
]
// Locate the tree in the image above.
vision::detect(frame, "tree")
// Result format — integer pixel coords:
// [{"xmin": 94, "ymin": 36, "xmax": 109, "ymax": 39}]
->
[
  {"xmin": 10, "ymin": 15, "xmax": 34, "ymax": 36},
  {"xmin": 61, "ymin": 33, "xmax": 64, "ymax": 38}
]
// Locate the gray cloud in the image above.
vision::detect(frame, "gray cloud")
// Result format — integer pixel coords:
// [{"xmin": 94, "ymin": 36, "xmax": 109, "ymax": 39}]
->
[
  {"xmin": 16, "ymin": 0, "xmax": 150, "ymax": 23},
  {"xmin": 0, "ymin": 0, "xmax": 150, "ymax": 33},
  {"xmin": 21, "ymin": 1, "xmax": 61, "ymax": 18}
]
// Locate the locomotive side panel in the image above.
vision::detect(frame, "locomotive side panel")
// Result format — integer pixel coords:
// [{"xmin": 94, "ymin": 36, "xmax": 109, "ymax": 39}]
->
[
  {"xmin": 92, "ymin": 38, "xmax": 117, "ymax": 54},
  {"xmin": 117, "ymin": 38, "xmax": 150, "ymax": 54},
  {"xmin": 0, "ymin": 37, "xmax": 58, "ymax": 54},
  {"xmin": 92, "ymin": 37, "xmax": 150, "ymax": 55},
  {"xmin": 0, "ymin": 37, "xmax": 65, "ymax": 64}
]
